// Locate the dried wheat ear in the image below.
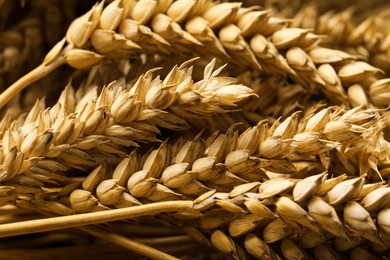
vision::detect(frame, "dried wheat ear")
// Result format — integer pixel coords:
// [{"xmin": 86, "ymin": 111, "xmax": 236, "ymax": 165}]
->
[
  {"xmin": 0, "ymin": 58, "xmax": 255, "ymax": 184},
  {"xmin": 6, "ymin": 106, "xmax": 390, "ymax": 258},
  {"xmin": 3, "ymin": 0, "xmax": 390, "ymax": 110}
]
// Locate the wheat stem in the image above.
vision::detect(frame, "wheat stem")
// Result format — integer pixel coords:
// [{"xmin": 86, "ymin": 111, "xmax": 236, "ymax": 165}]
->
[
  {"xmin": 0, "ymin": 55, "xmax": 65, "ymax": 110},
  {"xmin": 0, "ymin": 201, "xmax": 193, "ymax": 238},
  {"xmin": 80, "ymin": 225, "xmax": 180, "ymax": 260},
  {"xmin": 136, "ymin": 235, "xmax": 195, "ymax": 245}
]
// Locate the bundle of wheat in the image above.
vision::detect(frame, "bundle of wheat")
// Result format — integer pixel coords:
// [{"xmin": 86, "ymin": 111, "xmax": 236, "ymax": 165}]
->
[{"xmin": 1, "ymin": 0, "xmax": 390, "ymax": 259}]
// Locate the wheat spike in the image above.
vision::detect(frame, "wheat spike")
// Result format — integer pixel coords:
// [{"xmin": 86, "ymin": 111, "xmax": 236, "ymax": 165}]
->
[
  {"xmin": 3, "ymin": 0, "xmax": 390, "ymax": 110},
  {"xmin": 3, "ymin": 105, "xmax": 388, "ymax": 199},
  {"xmin": 3, "ymin": 109, "xmax": 387, "ymax": 247},
  {"xmin": 0, "ymin": 59, "xmax": 255, "ymax": 182},
  {"xmin": 5, "ymin": 161, "xmax": 390, "ymax": 258}
]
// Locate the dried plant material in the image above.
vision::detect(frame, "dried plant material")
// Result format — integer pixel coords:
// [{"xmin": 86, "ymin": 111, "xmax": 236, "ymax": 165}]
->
[
  {"xmin": 228, "ymin": 214, "xmax": 265, "ymax": 237},
  {"xmin": 69, "ymin": 189, "xmax": 107, "ymax": 213},
  {"xmin": 327, "ymin": 176, "xmax": 365, "ymax": 205},
  {"xmin": 344, "ymin": 201, "xmax": 382, "ymax": 243},
  {"xmin": 259, "ymin": 178, "xmax": 296, "ymax": 199},
  {"xmin": 244, "ymin": 197, "xmax": 276, "ymax": 219},
  {"xmin": 307, "ymin": 196, "xmax": 347, "ymax": 238},
  {"xmin": 292, "ymin": 3, "xmax": 390, "ymax": 76},
  {"xmin": 317, "ymin": 174, "xmax": 348, "ymax": 195},
  {"xmin": 338, "ymin": 61, "xmax": 382, "ymax": 83},
  {"xmin": 4, "ymin": 1, "xmax": 390, "ymax": 259},
  {"xmin": 369, "ymin": 78, "xmax": 390, "ymax": 106},
  {"xmin": 348, "ymin": 84, "xmax": 368, "ymax": 107},
  {"xmin": 64, "ymin": 49, "xmax": 103, "ymax": 69},
  {"xmin": 244, "ymin": 233, "xmax": 281, "ymax": 260},
  {"xmin": 5, "ymin": 0, "xmax": 390, "ymax": 111},
  {"xmin": 333, "ymin": 234, "xmax": 365, "ymax": 252},
  {"xmin": 272, "ymin": 28, "xmax": 310, "ymax": 49},
  {"xmin": 0, "ymin": 186, "xmax": 18, "ymax": 207},
  {"xmin": 0, "ymin": 59, "xmax": 255, "ymax": 182},
  {"xmin": 42, "ymin": 38, "xmax": 66, "ymax": 66},
  {"xmin": 99, "ymin": 0, "xmax": 125, "ymax": 31},
  {"xmin": 15, "ymin": 151, "xmax": 390, "ymax": 257},
  {"xmin": 314, "ymin": 244, "xmax": 343, "ymax": 260},
  {"xmin": 210, "ymin": 230, "xmax": 237, "ymax": 256},
  {"xmin": 293, "ymin": 172, "xmax": 325, "ymax": 202},
  {"xmin": 66, "ymin": 2, "xmax": 104, "ymax": 47},
  {"xmin": 350, "ymin": 247, "xmax": 378, "ymax": 260},
  {"xmin": 280, "ymin": 238, "xmax": 308, "ymax": 260},
  {"xmin": 362, "ymin": 187, "xmax": 390, "ymax": 211},
  {"xmin": 275, "ymin": 196, "xmax": 320, "ymax": 232},
  {"xmin": 309, "ymin": 47, "xmax": 354, "ymax": 64},
  {"xmin": 263, "ymin": 218, "xmax": 294, "ymax": 244},
  {"xmin": 378, "ymin": 207, "xmax": 390, "ymax": 236},
  {"xmin": 299, "ymin": 228, "xmax": 329, "ymax": 249}
]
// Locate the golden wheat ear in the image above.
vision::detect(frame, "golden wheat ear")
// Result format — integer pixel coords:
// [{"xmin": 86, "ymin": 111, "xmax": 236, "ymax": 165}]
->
[
  {"xmin": 0, "ymin": 58, "xmax": 255, "ymax": 182},
  {"xmin": 5, "ymin": 106, "xmax": 387, "ymax": 255},
  {"xmin": 3, "ymin": 105, "xmax": 387, "ymax": 207},
  {"xmin": 4, "ymin": 170, "xmax": 389, "ymax": 258},
  {"xmin": 4, "ymin": 0, "xmax": 390, "ymax": 110}
]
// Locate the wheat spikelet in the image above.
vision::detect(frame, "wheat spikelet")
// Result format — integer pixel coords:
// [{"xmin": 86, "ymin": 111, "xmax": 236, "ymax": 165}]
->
[
  {"xmin": 2, "ymin": 105, "xmax": 388, "ymax": 204},
  {"xmin": 187, "ymin": 69, "xmax": 330, "ymax": 134},
  {"xmin": 291, "ymin": 4, "xmax": 390, "ymax": 76}
]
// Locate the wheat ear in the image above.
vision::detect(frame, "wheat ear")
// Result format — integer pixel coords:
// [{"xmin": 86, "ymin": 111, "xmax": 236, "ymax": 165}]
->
[
  {"xmin": 0, "ymin": 59, "xmax": 255, "ymax": 182},
  {"xmin": 3, "ymin": 105, "xmax": 388, "ymax": 206},
  {"xmin": 2, "ymin": 108, "xmax": 389, "ymax": 257},
  {"xmin": 3, "ymin": 0, "xmax": 390, "ymax": 109},
  {"xmin": 5, "ymin": 172, "xmax": 390, "ymax": 258}
]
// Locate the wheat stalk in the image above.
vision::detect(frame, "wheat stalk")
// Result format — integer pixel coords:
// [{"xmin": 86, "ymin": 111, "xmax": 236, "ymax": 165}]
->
[
  {"xmin": 0, "ymin": 0, "xmax": 93, "ymax": 109},
  {"xmin": 79, "ymin": 225, "xmax": 181, "ymax": 260}
]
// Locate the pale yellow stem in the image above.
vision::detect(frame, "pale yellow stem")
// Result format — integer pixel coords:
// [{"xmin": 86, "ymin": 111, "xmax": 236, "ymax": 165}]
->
[
  {"xmin": 80, "ymin": 226, "xmax": 180, "ymax": 260},
  {"xmin": 0, "ymin": 56, "xmax": 65, "ymax": 109},
  {"xmin": 0, "ymin": 201, "xmax": 193, "ymax": 237}
]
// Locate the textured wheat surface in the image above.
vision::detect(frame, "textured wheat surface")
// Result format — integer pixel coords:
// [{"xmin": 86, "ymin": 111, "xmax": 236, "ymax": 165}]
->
[{"xmin": 1, "ymin": 0, "xmax": 390, "ymax": 259}]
